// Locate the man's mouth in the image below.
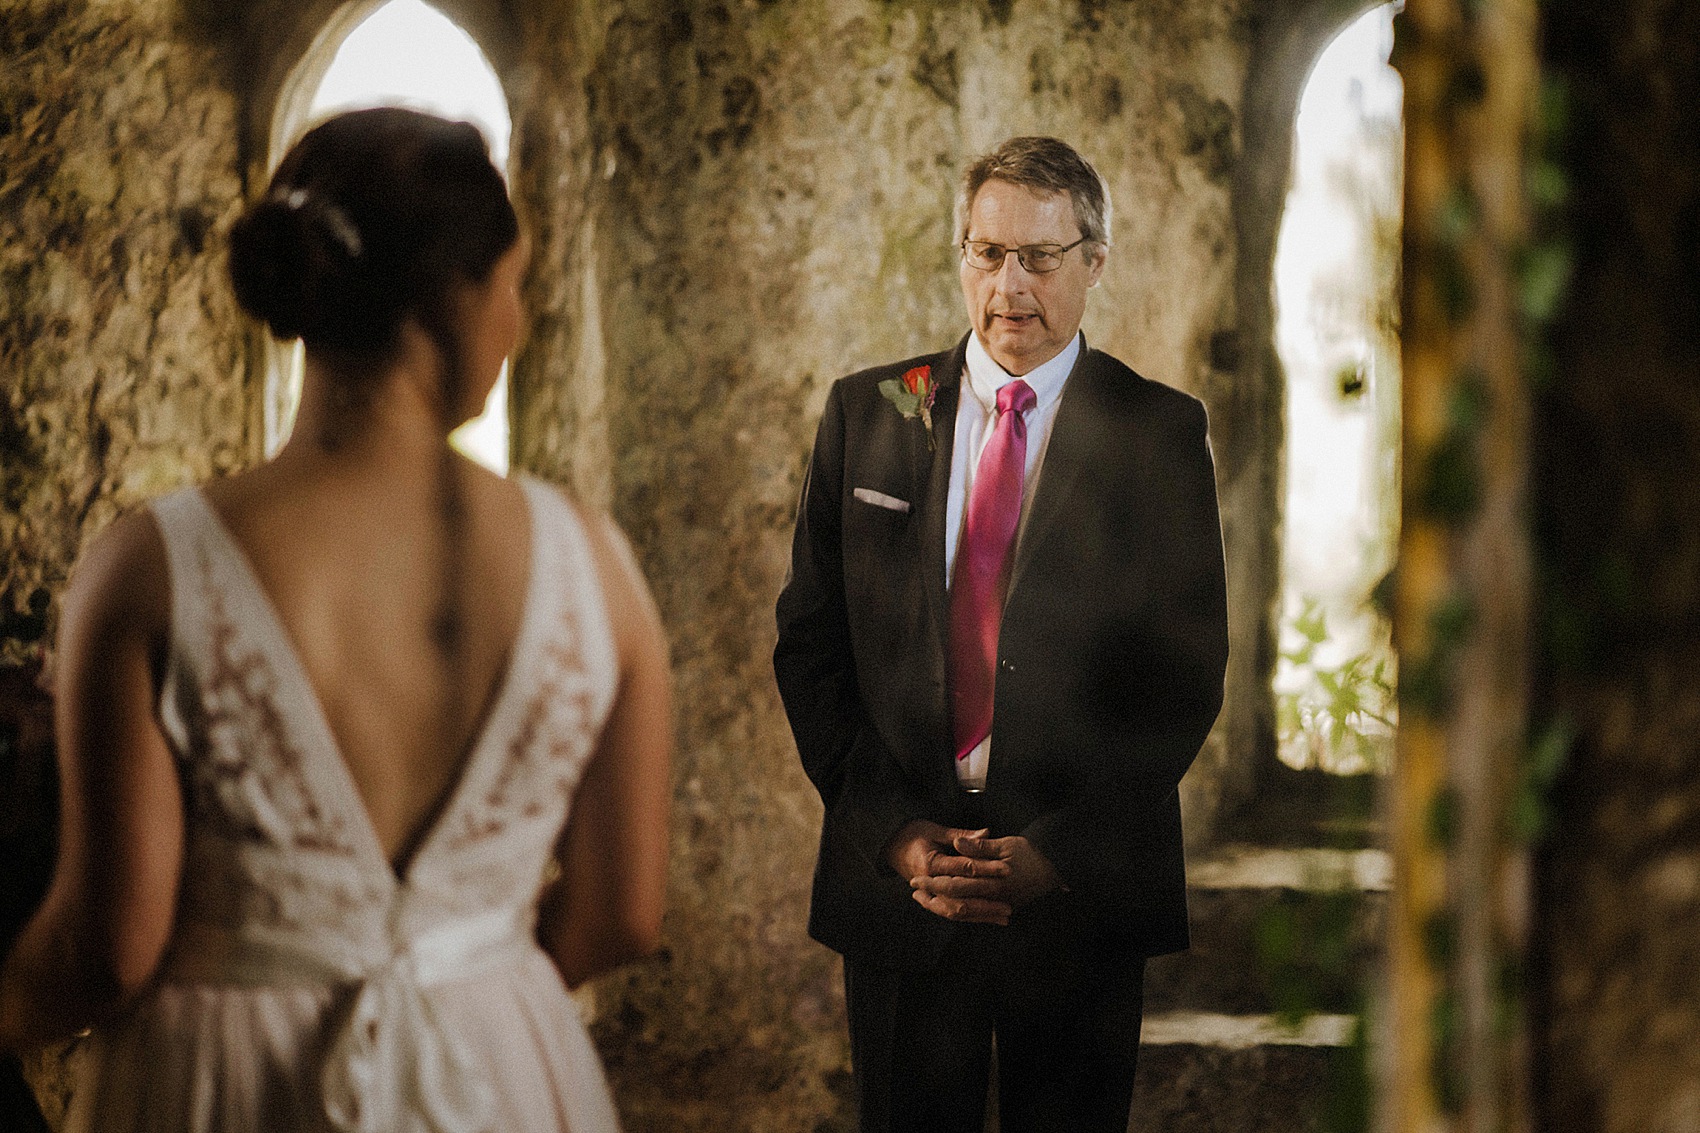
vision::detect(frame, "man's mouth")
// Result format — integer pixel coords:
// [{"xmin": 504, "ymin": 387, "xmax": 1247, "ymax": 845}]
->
[{"xmin": 991, "ymin": 312, "xmax": 1040, "ymax": 328}]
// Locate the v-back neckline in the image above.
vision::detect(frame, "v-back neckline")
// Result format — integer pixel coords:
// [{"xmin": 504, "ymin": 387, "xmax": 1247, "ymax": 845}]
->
[{"xmin": 186, "ymin": 479, "xmax": 547, "ymax": 886}]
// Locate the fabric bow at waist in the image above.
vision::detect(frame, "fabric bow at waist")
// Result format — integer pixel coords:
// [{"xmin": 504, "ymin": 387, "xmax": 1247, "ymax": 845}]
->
[{"xmin": 163, "ymin": 905, "xmax": 533, "ymax": 1133}]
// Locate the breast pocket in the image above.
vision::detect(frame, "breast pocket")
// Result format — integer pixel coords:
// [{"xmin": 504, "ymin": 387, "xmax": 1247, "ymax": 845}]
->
[
  {"xmin": 843, "ymin": 485, "xmax": 922, "ymax": 609},
  {"xmin": 851, "ymin": 487, "xmax": 912, "ymax": 514}
]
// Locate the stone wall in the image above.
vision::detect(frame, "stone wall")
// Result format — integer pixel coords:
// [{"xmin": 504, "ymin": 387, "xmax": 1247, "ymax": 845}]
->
[
  {"xmin": 1533, "ymin": 1, "xmax": 1700, "ymax": 1127},
  {"xmin": 0, "ymin": 0, "xmax": 1355, "ymax": 1127},
  {"xmin": 10, "ymin": 2, "xmax": 1695, "ymax": 1127},
  {"xmin": 0, "ymin": 0, "xmax": 254, "ymax": 667}
]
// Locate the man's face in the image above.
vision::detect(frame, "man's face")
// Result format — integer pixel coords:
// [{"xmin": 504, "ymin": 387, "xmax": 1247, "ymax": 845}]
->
[{"xmin": 959, "ymin": 179, "xmax": 1104, "ymax": 377}]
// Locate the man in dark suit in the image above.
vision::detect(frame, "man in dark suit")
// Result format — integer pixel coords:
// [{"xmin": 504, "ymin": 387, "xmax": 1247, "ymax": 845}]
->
[{"xmin": 774, "ymin": 136, "xmax": 1228, "ymax": 1133}]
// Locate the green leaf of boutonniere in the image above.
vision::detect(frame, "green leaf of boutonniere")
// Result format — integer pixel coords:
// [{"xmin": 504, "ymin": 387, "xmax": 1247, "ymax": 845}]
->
[{"xmin": 878, "ymin": 365, "xmax": 938, "ymax": 449}]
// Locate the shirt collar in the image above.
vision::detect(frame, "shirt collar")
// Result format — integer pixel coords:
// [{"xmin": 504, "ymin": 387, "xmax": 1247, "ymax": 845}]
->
[{"xmin": 963, "ymin": 330, "xmax": 1080, "ymax": 414}]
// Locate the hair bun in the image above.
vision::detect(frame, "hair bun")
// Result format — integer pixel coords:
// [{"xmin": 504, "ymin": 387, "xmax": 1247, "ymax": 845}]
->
[
  {"xmin": 228, "ymin": 193, "xmax": 316, "ymax": 339},
  {"xmin": 229, "ymin": 108, "xmax": 517, "ymax": 365},
  {"xmin": 228, "ymin": 187, "xmax": 367, "ymax": 342}
]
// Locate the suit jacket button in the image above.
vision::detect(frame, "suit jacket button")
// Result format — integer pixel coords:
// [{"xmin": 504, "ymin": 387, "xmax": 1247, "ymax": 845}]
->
[{"xmin": 999, "ymin": 659, "xmax": 1014, "ymax": 672}]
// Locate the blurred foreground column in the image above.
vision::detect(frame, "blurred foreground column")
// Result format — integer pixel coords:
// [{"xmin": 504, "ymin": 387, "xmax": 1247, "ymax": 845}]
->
[{"xmin": 1388, "ymin": 1, "xmax": 1538, "ymax": 1131}]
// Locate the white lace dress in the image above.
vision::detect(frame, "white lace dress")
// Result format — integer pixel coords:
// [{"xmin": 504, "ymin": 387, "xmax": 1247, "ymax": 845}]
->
[{"xmin": 64, "ymin": 477, "xmax": 624, "ymax": 1133}]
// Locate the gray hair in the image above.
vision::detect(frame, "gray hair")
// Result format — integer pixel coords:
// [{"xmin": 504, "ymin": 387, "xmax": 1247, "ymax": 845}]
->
[{"xmin": 955, "ymin": 136, "xmax": 1112, "ymax": 249}]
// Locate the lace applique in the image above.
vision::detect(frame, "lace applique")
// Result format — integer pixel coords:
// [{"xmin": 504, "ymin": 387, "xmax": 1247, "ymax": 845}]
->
[
  {"xmin": 176, "ymin": 543, "xmax": 358, "ymax": 858},
  {"xmin": 442, "ymin": 611, "xmax": 602, "ymax": 852}
]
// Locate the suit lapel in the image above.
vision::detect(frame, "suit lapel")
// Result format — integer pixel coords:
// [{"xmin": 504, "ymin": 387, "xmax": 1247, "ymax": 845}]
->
[
  {"xmin": 916, "ymin": 336, "xmax": 968, "ymax": 644},
  {"xmin": 884, "ymin": 333, "xmax": 965, "ymax": 768}
]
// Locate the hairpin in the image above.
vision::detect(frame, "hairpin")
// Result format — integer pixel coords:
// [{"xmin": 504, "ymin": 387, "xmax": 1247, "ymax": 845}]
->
[{"xmin": 270, "ymin": 185, "xmax": 363, "ymax": 259}]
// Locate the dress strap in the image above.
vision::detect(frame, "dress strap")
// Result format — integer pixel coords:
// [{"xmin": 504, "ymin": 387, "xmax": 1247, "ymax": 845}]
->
[
  {"xmin": 514, "ymin": 475, "xmax": 620, "ymax": 721},
  {"xmin": 146, "ymin": 487, "xmax": 220, "ymax": 760}
]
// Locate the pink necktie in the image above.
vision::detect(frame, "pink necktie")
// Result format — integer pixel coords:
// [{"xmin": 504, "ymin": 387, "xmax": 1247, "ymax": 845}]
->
[{"xmin": 949, "ymin": 379, "xmax": 1036, "ymax": 764}]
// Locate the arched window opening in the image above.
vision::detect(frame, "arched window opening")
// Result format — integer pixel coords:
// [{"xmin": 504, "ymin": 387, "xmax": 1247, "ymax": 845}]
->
[
  {"xmin": 265, "ymin": 0, "xmax": 513, "ymax": 474},
  {"xmin": 1273, "ymin": 4, "xmax": 1403, "ymax": 774}
]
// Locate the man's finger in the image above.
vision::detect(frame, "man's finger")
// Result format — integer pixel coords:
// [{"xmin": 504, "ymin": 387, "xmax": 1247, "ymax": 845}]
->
[
  {"xmin": 911, "ymin": 889, "xmax": 1011, "ymax": 925},
  {"xmin": 924, "ymin": 853, "xmax": 1012, "ymax": 879},
  {"xmin": 912, "ymin": 874, "xmax": 1010, "ymax": 899},
  {"xmin": 953, "ymin": 835, "xmax": 1016, "ymax": 859}
]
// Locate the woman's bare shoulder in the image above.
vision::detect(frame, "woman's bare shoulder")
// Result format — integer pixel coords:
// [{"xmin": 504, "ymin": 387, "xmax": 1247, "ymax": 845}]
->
[
  {"xmin": 54, "ymin": 504, "xmax": 172, "ymax": 698},
  {"xmin": 66, "ymin": 507, "xmax": 169, "ymax": 617},
  {"xmin": 543, "ymin": 484, "xmax": 666, "ymax": 667}
]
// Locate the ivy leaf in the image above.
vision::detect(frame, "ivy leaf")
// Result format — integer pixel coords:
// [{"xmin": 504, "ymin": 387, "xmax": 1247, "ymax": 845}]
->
[
  {"xmin": 1294, "ymin": 599, "xmax": 1329, "ymax": 645},
  {"xmin": 1517, "ymin": 241, "xmax": 1572, "ymax": 323}
]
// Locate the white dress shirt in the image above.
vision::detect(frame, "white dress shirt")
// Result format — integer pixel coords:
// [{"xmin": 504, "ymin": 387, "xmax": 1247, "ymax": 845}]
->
[{"xmin": 945, "ymin": 331, "xmax": 1081, "ymax": 790}]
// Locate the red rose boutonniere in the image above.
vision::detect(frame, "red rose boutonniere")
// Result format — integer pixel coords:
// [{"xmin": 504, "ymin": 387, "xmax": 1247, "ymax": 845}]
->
[{"xmin": 877, "ymin": 365, "xmax": 938, "ymax": 450}]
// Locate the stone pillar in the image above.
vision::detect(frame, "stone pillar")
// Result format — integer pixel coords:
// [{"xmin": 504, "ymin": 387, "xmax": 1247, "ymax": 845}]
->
[
  {"xmin": 0, "ymin": 0, "xmax": 253, "ymax": 669},
  {"xmin": 1389, "ymin": 0, "xmax": 1538, "ymax": 1129},
  {"xmin": 506, "ymin": 1, "xmax": 605, "ymax": 502}
]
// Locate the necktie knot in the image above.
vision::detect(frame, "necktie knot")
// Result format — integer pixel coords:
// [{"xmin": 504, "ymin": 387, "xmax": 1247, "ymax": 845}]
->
[{"xmin": 998, "ymin": 379, "xmax": 1036, "ymax": 417}]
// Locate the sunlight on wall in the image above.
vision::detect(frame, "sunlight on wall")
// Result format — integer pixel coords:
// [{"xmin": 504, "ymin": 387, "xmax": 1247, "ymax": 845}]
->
[
  {"xmin": 1273, "ymin": 4, "xmax": 1404, "ymax": 773},
  {"xmin": 267, "ymin": 0, "xmax": 513, "ymax": 474}
]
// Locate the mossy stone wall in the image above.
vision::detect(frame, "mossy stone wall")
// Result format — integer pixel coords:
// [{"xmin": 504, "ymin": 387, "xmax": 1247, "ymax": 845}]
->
[{"xmin": 0, "ymin": 0, "xmax": 253, "ymax": 667}]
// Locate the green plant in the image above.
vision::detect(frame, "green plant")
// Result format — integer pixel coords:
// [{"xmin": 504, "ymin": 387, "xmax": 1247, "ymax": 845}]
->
[{"xmin": 1277, "ymin": 597, "xmax": 1397, "ymax": 773}]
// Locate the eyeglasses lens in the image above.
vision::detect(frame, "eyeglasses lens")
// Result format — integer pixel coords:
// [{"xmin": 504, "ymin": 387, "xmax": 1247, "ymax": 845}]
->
[{"xmin": 963, "ymin": 243, "xmax": 1063, "ymax": 272}]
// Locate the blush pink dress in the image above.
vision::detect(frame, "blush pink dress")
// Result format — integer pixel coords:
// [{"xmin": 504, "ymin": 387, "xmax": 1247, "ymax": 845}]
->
[{"xmin": 64, "ymin": 477, "xmax": 624, "ymax": 1133}]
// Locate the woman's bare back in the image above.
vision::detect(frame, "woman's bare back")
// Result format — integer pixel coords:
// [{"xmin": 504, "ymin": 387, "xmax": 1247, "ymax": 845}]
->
[{"xmin": 201, "ymin": 454, "xmax": 531, "ymax": 871}]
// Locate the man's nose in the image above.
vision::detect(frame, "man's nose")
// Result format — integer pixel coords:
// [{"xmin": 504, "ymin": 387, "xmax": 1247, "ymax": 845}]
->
[{"xmin": 992, "ymin": 252, "xmax": 1033, "ymax": 293}]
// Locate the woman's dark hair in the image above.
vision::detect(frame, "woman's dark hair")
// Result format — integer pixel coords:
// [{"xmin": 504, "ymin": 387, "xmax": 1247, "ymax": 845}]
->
[
  {"xmin": 229, "ymin": 106, "xmax": 519, "ymax": 414},
  {"xmin": 230, "ymin": 106, "xmax": 520, "ymax": 669}
]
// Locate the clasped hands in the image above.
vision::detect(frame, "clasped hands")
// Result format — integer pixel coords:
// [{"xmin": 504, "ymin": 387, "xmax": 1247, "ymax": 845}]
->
[{"xmin": 884, "ymin": 819, "xmax": 1062, "ymax": 926}]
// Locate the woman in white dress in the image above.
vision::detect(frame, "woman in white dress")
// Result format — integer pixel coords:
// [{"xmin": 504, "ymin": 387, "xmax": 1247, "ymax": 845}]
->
[{"xmin": 0, "ymin": 107, "xmax": 672, "ymax": 1132}]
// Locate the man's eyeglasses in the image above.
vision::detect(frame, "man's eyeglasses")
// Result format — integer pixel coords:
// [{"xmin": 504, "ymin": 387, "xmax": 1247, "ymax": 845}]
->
[{"xmin": 959, "ymin": 237, "xmax": 1089, "ymax": 274}]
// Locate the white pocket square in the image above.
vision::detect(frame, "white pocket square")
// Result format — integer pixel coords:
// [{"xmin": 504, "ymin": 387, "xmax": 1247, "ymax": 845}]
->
[{"xmin": 853, "ymin": 488, "xmax": 912, "ymax": 513}]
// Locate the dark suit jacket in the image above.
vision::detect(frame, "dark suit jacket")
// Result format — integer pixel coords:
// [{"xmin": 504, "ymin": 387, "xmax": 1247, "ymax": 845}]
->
[{"xmin": 774, "ymin": 333, "xmax": 1227, "ymax": 970}]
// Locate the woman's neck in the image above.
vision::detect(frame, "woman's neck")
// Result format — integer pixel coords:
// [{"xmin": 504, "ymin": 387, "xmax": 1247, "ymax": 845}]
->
[{"xmin": 280, "ymin": 333, "xmax": 454, "ymax": 476}]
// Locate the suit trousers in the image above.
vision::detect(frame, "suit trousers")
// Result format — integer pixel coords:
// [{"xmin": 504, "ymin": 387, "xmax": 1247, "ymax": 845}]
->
[{"xmin": 843, "ymin": 918, "xmax": 1146, "ymax": 1133}]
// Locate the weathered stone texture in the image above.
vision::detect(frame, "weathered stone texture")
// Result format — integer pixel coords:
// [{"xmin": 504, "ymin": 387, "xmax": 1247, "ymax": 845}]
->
[
  {"xmin": 1534, "ymin": 0, "xmax": 1700, "ymax": 1128},
  {"xmin": 1539, "ymin": 657, "xmax": 1700, "ymax": 1133},
  {"xmin": 0, "ymin": 0, "xmax": 252, "ymax": 664},
  {"xmin": 0, "ymin": 0, "xmax": 250, "ymax": 1119},
  {"xmin": 1131, "ymin": 1043, "xmax": 1342, "ymax": 1133}
]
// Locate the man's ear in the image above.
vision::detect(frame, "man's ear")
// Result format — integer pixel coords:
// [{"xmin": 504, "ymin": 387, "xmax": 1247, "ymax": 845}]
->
[{"xmin": 1087, "ymin": 243, "xmax": 1108, "ymax": 287}]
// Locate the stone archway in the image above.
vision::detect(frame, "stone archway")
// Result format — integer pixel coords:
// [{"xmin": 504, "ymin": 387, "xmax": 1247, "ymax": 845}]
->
[{"xmin": 259, "ymin": 0, "xmax": 516, "ymax": 471}]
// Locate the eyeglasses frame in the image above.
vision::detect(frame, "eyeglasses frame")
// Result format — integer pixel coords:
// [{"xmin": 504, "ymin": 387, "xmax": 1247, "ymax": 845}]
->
[{"xmin": 958, "ymin": 236, "xmax": 1091, "ymax": 274}]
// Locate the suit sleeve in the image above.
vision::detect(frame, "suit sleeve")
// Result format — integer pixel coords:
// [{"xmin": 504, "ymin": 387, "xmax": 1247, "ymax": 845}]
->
[
  {"xmin": 774, "ymin": 381, "xmax": 931, "ymax": 864},
  {"xmin": 1021, "ymin": 396, "xmax": 1229, "ymax": 903}
]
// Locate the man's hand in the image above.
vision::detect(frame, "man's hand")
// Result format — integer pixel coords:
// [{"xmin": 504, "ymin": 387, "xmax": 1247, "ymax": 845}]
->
[
  {"xmin": 884, "ymin": 820, "xmax": 1014, "ymax": 925},
  {"xmin": 886, "ymin": 823, "xmax": 1065, "ymax": 925},
  {"xmin": 947, "ymin": 834, "xmax": 1064, "ymax": 908}
]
